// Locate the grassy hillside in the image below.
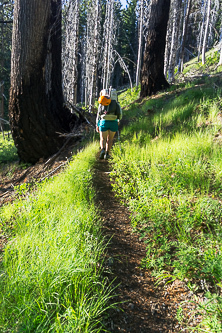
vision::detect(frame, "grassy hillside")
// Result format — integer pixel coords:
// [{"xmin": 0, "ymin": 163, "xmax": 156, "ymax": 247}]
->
[
  {"xmin": 0, "ymin": 143, "xmax": 113, "ymax": 332},
  {"xmin": 111, "ymin": 53, "xmax": 222, "ymax": 331}
]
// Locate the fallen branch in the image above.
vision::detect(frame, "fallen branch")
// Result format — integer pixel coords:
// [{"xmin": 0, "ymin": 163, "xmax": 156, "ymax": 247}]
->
[
  {"xmin": 0, "ymin": 117, "xmax": 9, "ymax": 124},
  {"xmin": 45, "ymin": 135, "xmax": 80, "ymax": 166},
  {"xmin": 66, "ymin": 101, "xmax": 89, "ymax": 122},
  {"xmin": 39, "ymin": 162, "xmax": 68, "ymax": 182},
  {"xmin": 65, "ymin": 101, "xmax": 96, "ymax": 127},
  {"xmin": 45, "ymin": 137, "xmax": 73, "ymax": 165},
  {"xmin": 0, "ymin": 20, "xmax": 13, "ymax": 23},
  {"xmin": 0, "ymin": 189, "xmax": 13, "ymax": 198}
]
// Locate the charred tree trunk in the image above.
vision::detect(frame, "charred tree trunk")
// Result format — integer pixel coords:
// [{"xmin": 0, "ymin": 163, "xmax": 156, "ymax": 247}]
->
[
  {"xmin": 9, "ymin": 0, "xmax": 72, "ymax": 164},
  {"xmin": 140, "ymin": 0, "xmax": 170, "ymax": 97}
]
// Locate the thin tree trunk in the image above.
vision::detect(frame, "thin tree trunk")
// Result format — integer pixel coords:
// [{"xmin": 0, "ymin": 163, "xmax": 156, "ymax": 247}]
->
[
  {"xmin": 202, "ymin": 0, "xmax": 211, "ymax": 64},
  {"xmin": 219, "ymin": 46, "xmax": 222, "ymax": 66},
  {"xmin": 63, "ymin": 0, "xmax": 79, "ymax": 106},
  {"xmin": 177, "ymin": 0, "xmax": 192, "ymax": 73},
  {"xmin": 0, "ymin": 4, "xmax": 4, "ymax": 135},
  {"xmin": 197, "ymin": 1, "xmax": 207, "ymax": 63},
  {"xmin": 9, "ymin": 0, "xmax": 72, "ymax": 163},
  {"xmin": 167, "ymin": 0, "xmax": 182, "ymax": 82},
  {"xmin": 90, "ymin": 1, "xmax": 99, "ymax": 111},
  {"xmin": 106, "ymin": 0, "xmax": 114, "ymax": 89},
  {"xmin": 87, "ymin": 0, "xmax": 100, "ymax": 112},
  {"xmin": 136, "ymin": 0, "xmax": 143, "ymax": 88},
  {"xmin": 0, "ymin": 83, "xmax": 4, "ymax": 138},
  {"xmin": 102, "ymin": 0, "xmax": 116, "ymax": 90},
  {"xmin": 218, "ymin": 24, "xmax": 222, "ymax": 66}
]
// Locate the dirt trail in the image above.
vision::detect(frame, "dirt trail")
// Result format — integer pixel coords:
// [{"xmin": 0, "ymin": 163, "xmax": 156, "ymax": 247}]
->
[{"xmin": 93, "ymin": 157, "xmax": 193, "ymax": 333}]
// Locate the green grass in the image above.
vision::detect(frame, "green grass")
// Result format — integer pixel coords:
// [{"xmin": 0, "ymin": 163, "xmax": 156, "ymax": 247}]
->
[
  {"xmin": 1, "ymin": 49, "xmax": 222, "ymax": 332},
  {"xmin": 118, "ymin": 86, "xmax": 140, "ymax": 109},
  {"xmin": 182, "ymin": 48, "xmax": 222, "ymax": 76},
  {"xmin": 0, "ymin": 143, "xmax": 113, "ymax": 332},
  {"xmin": 0, "ymin": 133, "xmax": 18, "ymax": 163},
  {"xmin": 110, "ymin": 69, "xmax": 222, "ymax": 331}
]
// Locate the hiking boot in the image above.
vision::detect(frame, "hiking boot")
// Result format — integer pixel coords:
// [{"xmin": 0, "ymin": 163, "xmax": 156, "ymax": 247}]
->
[
  {"xmin": 104, "ymin": 152, "xmax": 110, "ymax": 160},
  {"xmin": 99, "ymin": 148, "xmax": 105, "ymax": 159}
]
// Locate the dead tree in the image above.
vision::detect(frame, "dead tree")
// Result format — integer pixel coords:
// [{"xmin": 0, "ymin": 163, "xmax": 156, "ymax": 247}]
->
[
  {"xmin": 102, "ymin": 0, "xmax": 117, "ymax": 89},
  {"xmin": 165, "ymin": 0, "xmax": 182, "ymax": 82},
  {"xmin": 85, "ymin": 0, "xmax": 100, "ymax": 111},
  {"xmin": 136, "ymin": 0, "xmax": 144, "ymax": 88},
  {"xmin": 140, "ymin": 0, "xmax": 170, "ymax": 97},
  {"xmin": 177, "ymin": 0, "xmax": 192, "ymax": 72},
  {"xmin": 62, "ymin": 0, "xmax": 80, "ymax": 105},
  {"xmin": 9, "ymin": 0, "xmax": 73, "ymax": 164},
  {"xmin": 202, "ymin": 0, "xmax": 211, "ymax": 64}
]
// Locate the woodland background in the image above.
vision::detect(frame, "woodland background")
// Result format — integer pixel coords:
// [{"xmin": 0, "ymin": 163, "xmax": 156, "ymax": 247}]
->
[{"xmin": 0, "ymin": 0, "xmax": 222, "ymax": 125}]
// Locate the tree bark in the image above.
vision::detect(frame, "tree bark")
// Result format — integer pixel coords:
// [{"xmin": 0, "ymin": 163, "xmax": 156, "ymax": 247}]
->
[
  {"xmin": 177, "ymin": 0, "xmax": 192, "ymax": 72},
  {"xmin": 0, "ymin": 83, "xmax": 4, "ymax": 136},
  {"xmin": 86, "ymin": 0, "xmax": 99, "ymax": 112},
  {"xmin": 9, "ymin": 0, "xmax": 72, "ymax": 164},
  {"xmin": 197, "ymin": 0, "xmax": 207, "ymax": 62},
  {"xmin": 136, "ymin": 0, "xmax": 143, "ymax": 88},
  {"xmin": 202, "ymin": 0, "xmax": 211, "ymax": 65},
  {"xmin": 62, "ymin": 0, "xmax": 79, "ymax": 106},
  {"xmin": 219, "ymin": 45, "xmax": 222, "ymax": 66},
  {"xmin": 140, "ymin": 0, "xmax": 170, "ymax": 98},
  {"xmin": 166, "ymin": 0, "xmax": 182, "ymax": 82}
]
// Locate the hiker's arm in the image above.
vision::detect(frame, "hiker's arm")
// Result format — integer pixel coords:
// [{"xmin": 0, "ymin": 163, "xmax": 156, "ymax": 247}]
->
[{"xmin": 96, "ymin": 105, "xmax": 101, "ymax": 132}]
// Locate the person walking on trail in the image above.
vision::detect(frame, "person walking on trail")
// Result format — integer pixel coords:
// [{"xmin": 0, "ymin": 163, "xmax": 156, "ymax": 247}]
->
[{"xmin": 96, "ymin": 88, "xmax": 122, "ymax": 160}]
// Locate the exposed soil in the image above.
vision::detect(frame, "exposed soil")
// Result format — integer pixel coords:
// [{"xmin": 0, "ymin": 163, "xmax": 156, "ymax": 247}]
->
[
  {"xmin": 0, "ymin": 144, "xmax": 75, "ymax": 206},
  {"xmin": 93, "ymin": 156, "xmax": 201, "ymax": 333}
]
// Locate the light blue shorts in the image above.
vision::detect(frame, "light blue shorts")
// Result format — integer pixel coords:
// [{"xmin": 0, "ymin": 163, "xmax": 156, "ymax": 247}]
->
[{"xmin": 98, "ymin": 119, "xmax": 118, "ymax": 132}]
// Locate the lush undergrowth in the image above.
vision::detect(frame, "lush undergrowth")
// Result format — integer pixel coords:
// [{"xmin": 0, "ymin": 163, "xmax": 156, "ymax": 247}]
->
[
  {"xmin": 0, "ymin": 133, "xmax": 18, "ymax": 164},
  {"xmin": 0, "ymin": 143, "xmax": 112, "ymax": 332},
  {"xmin": 113, "ymin": 70, "xmax": 222, "ymax": 330},
  {"xmin": 1, "ymin": 49, "xmax": 222, "ymax": 332}
]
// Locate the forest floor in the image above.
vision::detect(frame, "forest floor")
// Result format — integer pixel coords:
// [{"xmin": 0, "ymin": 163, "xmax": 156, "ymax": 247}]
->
[
  {"xmin": 1, "ymin": 135, "xmax": 202, "ymax": 332},
  {"xmin": 0, "ymin": 144, "xmax": 74, "ymax": 207}
]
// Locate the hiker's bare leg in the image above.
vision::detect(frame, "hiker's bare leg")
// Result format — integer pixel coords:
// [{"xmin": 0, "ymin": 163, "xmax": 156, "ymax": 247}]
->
[
  {"xmin": 106, "ymin": 130, "xmax": 116, "ymax": 153},
  {"xmin": 100, "ymin": 131, "xmax": 108, "ymax": 149}
]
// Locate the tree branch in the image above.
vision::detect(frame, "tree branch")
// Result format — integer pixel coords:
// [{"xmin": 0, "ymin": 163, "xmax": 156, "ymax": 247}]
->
[{"xmin": 0, "ymin": 20, "xmax": 13, "ymax": 23}]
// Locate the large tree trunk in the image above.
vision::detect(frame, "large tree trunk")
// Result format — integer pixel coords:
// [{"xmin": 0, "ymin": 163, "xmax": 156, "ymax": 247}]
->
[
  {"xmin": 140, "ymin": 0, "xmax": 170, "ymax": 98},
  {"xmin": 9, "ymin": 0, "xmax": 72, "ymax": 164}
]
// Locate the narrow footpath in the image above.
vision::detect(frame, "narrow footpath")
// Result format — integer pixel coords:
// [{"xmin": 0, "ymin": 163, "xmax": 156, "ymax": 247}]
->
[{"xmin": 93, "ymin": 156, "xmax": 195, "ymax": 333}]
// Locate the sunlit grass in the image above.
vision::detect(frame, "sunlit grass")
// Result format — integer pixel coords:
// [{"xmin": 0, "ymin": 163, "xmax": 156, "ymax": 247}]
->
[
  {"xmin": 0, "ymin": 133, "xmax": 18, "ymax": 164},
  {"xmin": 111, "ymin": 77, "xmax": 222, "ymax": 332},
  {"xmin": 0, "ymin": 143, "xmax": 113, "ymax": 332},
  {"xmin": 118, "ymin": 85, "xmax": 140, "ymax": 108}
]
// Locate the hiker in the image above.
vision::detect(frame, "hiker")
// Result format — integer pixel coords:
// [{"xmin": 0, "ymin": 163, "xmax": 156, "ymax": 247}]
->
[{"xmin": 96, "ymin": 89, "xmax": 122, "ymax": 160}]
